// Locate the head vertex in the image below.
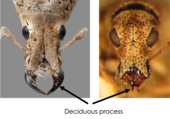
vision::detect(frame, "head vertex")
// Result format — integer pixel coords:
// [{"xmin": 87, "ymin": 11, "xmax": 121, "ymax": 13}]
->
[{"xmin": 13, "ymin": 0, "xmax": 78, "ymax": 19}]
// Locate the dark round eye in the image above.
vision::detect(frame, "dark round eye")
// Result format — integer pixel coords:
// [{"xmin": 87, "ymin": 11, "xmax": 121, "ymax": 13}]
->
[
  {"xmin": 146, "ymin": 27, "xmax": 158, "ymax": 47},
  {"xmin": 59, "ymin": 25, "xmax": 66, "ymax": 39},
  {"xmin": 109, "ymin": 28, "xmax": 120, "ymax": 47},
  {"xmin": 22, "ymin": 26, "xmax": 29, "ymax": 40}
]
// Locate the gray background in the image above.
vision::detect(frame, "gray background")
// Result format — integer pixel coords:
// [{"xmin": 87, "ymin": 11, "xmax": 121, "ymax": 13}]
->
[{"xmin": 0, "ymin": 0, "xmax": 90, "ymax": 98}]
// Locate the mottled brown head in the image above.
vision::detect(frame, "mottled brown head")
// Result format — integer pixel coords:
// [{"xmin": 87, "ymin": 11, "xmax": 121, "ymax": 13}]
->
[{"xmin": 108, "ymin": 2, "xmax": 159, "ymax": 90}]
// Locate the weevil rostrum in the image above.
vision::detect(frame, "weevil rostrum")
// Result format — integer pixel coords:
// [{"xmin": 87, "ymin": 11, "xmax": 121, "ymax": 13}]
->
[
  {"xmin": 0, "ymin": 0, "xmax": 88, "ymax": 95},
  {"xmin": 99, "ymin": 0, "xmax": 170, "ymax": 97}
]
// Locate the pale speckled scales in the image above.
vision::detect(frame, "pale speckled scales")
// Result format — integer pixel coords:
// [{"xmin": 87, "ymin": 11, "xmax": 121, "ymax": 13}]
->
[
  {"xmin": 12, "ymin": 0, "xmax": 80, "ymax": 73},
  {"xmin": 13, "ymin": 0, "xmax": 78, "ymax": 19},
  {"xmin": 11, "ymin": 0, "xmax": 88, "ymax": 73}
]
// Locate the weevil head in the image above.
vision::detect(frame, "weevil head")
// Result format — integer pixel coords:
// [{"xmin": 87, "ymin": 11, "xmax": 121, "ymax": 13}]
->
[
  {"xmin": 107, "ymin": 2, "xmax": 160, "ymax": 90},
  {"xmin": 12, "ymin": 0, "xmax": 78, "ymax": 75},
  {"xmin": 109, "ymin": 19, "xmax": 158, "ymax": 90},
  {"xmin": 22, "ymin": 15, "xmax": 65, "ymax": 95}
]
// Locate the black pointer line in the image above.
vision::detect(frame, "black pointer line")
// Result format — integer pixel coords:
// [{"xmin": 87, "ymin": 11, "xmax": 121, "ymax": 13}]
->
[
  {"xmin": 60, "ymin": 86, "xmax": 88, "ymax": 104},
  {"xmin": 93, "ymin": 89, "xmax": 130, "ymax": 105}
]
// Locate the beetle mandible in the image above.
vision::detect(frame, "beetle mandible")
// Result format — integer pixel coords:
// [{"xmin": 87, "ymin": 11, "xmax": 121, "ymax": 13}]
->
[
  {"xmin": 105, "ymin": 1, "xmax": 170, "ymax": 91},
  {"xmin": 0, "ymin": 0, "xmax": 88, "ymax": 95}
]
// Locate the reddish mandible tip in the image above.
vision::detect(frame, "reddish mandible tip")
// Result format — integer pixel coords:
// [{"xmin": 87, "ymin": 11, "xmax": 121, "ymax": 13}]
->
[{"xmin": 121, "ymin": 67, "xmax": 147, "ymax": 92}]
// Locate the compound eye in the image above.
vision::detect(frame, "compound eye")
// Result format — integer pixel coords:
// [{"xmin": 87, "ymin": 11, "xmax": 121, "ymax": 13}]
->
[
  {"xmin": 59, "ymin": 25, "xmax": 66, "ymax": 40},
  {"xmin": 146, "ymin": 27, "xmax": 158, "ymax": 47},
  {"xmin": 109, "ymin": 28, "xmax": 120, "ymax": 47},
  {"xmin": 22, "ymin": 26, "xmax": 29, "ymax": 40}
]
